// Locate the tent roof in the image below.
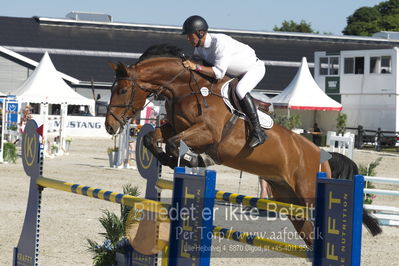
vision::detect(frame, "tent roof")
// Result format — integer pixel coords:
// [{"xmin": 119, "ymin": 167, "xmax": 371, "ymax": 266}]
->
[
  {"xmin": 14, "ymin": 52, "xmax": 94, "ymax": 107},
  {"xmin": 271, "ymin": 57, "xmax": 342, "ymax": 111}
]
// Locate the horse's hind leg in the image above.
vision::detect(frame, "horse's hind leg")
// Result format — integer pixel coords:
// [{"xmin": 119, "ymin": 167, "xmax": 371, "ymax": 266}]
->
[
  {"xmin": 268, "ymin": 181, "xmax": 314, "ymax": 247},
  {"xmin": 291, "ymin": 178, "xmax": 318, "ymax": 247}
]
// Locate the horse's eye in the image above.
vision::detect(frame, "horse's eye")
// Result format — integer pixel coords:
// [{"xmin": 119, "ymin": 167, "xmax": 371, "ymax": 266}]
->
[{"xmin": 118, "ymin": 89, "xmax": 128, "ymax": 95}]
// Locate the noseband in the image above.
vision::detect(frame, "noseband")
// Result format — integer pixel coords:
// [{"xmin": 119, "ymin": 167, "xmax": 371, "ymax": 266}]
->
[
  {"xmin": 107, "ymin": 76, "xmax": 139, "ymax": 127},
  {"xmin": 107, "ymin": 68, "xmax": 186, "ymax": 128}
]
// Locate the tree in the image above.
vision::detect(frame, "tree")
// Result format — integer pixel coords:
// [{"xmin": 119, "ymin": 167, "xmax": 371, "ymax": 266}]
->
[
  {"xmin": 336, "ymin": 112, "xmax": 347, "ymax": 136},
  {"xmin": 273, "ymin": 20, "xmax": 317, "ymax": 33},
  {"xmin": 343, "ymin": 0, "xmax": 399, "ymax": 36}
]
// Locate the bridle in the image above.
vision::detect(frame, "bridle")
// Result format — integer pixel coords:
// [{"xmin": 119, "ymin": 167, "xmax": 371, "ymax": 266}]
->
[
  {"xmin": 107, "ymin": 68, "xmax": 186, "ymax": 128},
  {"xmin": 106, "ymin": 76, "xmax": 138, "ymax": 127}
]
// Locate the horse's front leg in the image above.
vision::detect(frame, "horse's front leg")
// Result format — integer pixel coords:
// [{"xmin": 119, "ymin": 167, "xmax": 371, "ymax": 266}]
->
[
  {"xmin": 166, "ymin": 122, "xmax": 214, "ymax": 167},
  {"xmin": 142, "ymin": 123, "xmax": 178, "ymax": 168}
]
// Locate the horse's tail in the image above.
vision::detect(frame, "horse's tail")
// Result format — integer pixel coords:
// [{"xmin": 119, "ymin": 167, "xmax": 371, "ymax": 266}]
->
[
  {"xmin": 328, "ymin": 152, "xmax": 382, "ymax": 236},
  {"xmin": 363, "ymin": 211, "xmax": 382, "ymax": 236}
]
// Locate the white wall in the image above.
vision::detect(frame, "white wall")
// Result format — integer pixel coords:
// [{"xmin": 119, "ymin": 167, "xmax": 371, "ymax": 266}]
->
[
  {"xmin": 342, "ymin": 94, "xmax": 397, "ymax": 131},
  {"xmin": 0, "ymin": 56, "xmax": 32, "ymax": 94},
  {"xmin": 397, "ymin": 95, "xmax": 399, "ymax": 132}
]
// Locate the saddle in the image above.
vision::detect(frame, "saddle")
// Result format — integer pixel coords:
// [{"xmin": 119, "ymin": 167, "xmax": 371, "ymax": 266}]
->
[
  {"xmin": 221, "ymin": 78, "xmax": 274, "ymax": 129},
  {"xmin": 225, "ymin": 78, "xmax": 272, "ymax": 113}
]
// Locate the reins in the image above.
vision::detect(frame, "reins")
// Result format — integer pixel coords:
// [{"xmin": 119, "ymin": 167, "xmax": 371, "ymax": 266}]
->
[{"xmin": 107, "ymin": 68, "xmax": 186, "ymax": 128}]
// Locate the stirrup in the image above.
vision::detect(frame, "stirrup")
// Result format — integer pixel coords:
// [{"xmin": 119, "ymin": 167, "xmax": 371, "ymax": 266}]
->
[{"xmin": 248, "ymin": 132, "xmax": 267, "ymax": 148}]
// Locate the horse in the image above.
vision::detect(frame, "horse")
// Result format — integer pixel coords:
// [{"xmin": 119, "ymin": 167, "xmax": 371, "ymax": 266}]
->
[{"xmin": 105, "ymin": 44, "xmax": 351, "ymax": 247}]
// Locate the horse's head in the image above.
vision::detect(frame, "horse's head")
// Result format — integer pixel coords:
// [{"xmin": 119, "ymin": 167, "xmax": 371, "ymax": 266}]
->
[
  {"xmin": 105, "ymin": 44, "xmax": 205, "ymax": 135},
  {"xmin": 105, "ymin": 62, "xmax": 150, "ymax": 135}
]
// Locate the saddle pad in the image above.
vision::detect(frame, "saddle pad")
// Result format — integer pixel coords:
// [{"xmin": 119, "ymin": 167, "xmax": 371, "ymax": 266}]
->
[{"xmin": 221, "ymin": 80, "xmax": 274, "ymax": 129}]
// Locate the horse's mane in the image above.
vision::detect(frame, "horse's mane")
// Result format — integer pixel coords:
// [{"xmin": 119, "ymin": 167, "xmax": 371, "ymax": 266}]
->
[
  {"xmin": 138, "ymin": 44, "xmax": 184, "ymax": 62},
  {"xmin": 136, "ymin": 43, "xmax": 217, "ymax": 83},
  {"xmin": 113, "ymin": 44, "xmax": 183, "ymax": 77}
]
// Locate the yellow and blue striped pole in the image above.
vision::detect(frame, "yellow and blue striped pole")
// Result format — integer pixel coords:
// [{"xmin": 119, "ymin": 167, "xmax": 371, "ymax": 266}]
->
[
  {"xmin": 156, "ymin": 179, "xmax": 311, "ymax": 220},
  {"xmin": 37, "ymin": 176, "xmax": 171, "ymax": 222}
]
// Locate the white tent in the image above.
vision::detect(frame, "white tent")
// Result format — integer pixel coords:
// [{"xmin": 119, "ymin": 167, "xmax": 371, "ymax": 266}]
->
[
  {"xmin": 272, "ymin": 57, "xmax": 342, "ymax": 111},
  {"xmin": 14, "ymin": 52, "xmax": 95, "ymax": 113},
  {"xmin": 271, "ymin": 57, "xmax": 342, "ymax": 131}
]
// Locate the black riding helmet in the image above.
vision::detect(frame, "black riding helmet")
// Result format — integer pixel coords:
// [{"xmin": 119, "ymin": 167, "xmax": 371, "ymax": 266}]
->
[{"xmin": 182, "ymin": 15, "xmax": 208, "ymax": 35}]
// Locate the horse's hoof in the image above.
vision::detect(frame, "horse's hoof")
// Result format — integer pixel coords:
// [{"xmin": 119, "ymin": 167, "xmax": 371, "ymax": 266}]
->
[{"xmin": 158, "ymin": 153, "xmax": 177, "ymax": 169}]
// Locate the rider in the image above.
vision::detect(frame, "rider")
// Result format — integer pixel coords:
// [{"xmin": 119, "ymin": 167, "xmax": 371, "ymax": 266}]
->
[{"xmin": 181, "ymin": 15, "xmax": 267, "ymax": 148}]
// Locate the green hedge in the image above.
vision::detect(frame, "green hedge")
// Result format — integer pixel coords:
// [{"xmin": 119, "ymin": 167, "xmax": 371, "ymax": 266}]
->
[{"xmin": 3, "ymin": 142, "xmax": 17, "ymax": 163}]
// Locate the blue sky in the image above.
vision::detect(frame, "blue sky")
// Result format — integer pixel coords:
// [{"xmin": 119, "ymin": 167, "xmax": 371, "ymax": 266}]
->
[{"xmin": 2, "ymin": 0, "xmax": 385, "ymax": 35}]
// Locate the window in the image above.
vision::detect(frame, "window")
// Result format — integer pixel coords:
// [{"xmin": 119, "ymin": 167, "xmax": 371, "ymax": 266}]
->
[
  {"xmin": 370, "ymin": 56, "xmax": 391, "ymax": 74},
  {"xmin": 50, "ymin": 104, "xmax": 61, "ymax": 115},
  {"xmin": 370, "ymin": 57, "xmax": 379, "ymax": 73},
  {"xmin": 30, "ymin": 103, "xmax": 40, "ymax": 114},
  {"xmin": 319, "ymin": 57, "xmax": 328, "ymax": 75},
  {"xmin": 68, "ymin": 105, "xmax": 91, "ymax": 116},
  {"xmin": 344, "ymin": 58, "xmax": 354, "ymax": 74},
  {"xmin": 344, "ymin": 57, "xmax": 364, "ymax": 74},
  {"xmin": 329, "ymin": 57, "xmax": 339, "ymax": 75},
  {"xmin": 319, "ymin": 56, "xmax": 339, "ymax": 75},
  {"xmin": 355, "ymin": 57, "xmax": 364, "ymax": 74},
  {"xmin": 381, "ymin": 56, "xmax": 391, "ymax": 73}
]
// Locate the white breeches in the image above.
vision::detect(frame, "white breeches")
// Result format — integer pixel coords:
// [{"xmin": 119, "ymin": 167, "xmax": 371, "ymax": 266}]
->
[{"xmin": 235, "ymin": 60, "xmax": 266, "ymax": 99}]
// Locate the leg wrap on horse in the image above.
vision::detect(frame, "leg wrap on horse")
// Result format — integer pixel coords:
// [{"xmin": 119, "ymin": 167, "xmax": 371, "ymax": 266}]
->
[
  {"xmin": 179, "ymin": 150, "xmax": 212, "ymax": 168},
  {"xmin": 239, "ymin": 93, "xmax": 267, "ymax": 148}
]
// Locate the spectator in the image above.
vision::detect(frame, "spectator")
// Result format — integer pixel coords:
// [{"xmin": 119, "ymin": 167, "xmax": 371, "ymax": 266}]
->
[{"xmin": 312, "ymin": 123, "xmax": 321, "ymax": 146}]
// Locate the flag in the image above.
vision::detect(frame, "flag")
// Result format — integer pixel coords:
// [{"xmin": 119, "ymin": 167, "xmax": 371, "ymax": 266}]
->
[
  {"xmin": 36, "ymin": 124, "xmax": 44, "ymax": 137},
  {"xmin": 320, "ymin": 149, "xmax": 332, "ymax": 164},
  {"xmin": 179, "ymin": 140, "xmax": 189, "ymax": 157}
]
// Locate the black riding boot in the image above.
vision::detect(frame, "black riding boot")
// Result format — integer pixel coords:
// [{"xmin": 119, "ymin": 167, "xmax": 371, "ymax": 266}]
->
[{"xmin": 240, "ymin": 93, "xmax": 267, "ymax": 148}]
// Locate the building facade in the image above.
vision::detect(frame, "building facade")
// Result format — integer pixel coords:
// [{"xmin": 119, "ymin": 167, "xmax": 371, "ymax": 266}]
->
[{"xmin": 315, "ymin": 48, "xmax": 399, "ymax": 131}]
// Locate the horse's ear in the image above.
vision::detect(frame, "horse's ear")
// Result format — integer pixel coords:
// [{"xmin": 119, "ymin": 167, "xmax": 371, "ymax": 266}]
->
[
  {"xmin": 118, "ymin": 62, "xmax": 130, "ymax": 74},
  {"xmin": 109, "ymin": 62, "xmax": 118, "ymax": 71},
  {"xmin": 109, "ymin": 62, "xmax": 129, "ymax": 76}
]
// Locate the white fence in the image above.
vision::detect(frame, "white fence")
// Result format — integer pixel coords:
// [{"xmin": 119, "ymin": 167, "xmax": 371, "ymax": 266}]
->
[
  {"xmin": 328, "ymin": 131, "xmax": 355, "ymax": 159},
  {"xmin": 364, "ymin": 176, "xmax": 399, "ymax": 226},
  {"xmin": 114, "ymin": 121, "xmax": 137, "ymax": 169},
  {"xmin": 326, "ymin": 131, "xmax": 399, "ymax": 226}
]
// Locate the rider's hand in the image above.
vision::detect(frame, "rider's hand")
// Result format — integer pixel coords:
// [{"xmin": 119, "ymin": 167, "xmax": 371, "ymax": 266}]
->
[{"xmin": 183, "ymin": 60, "xmax": 196, "ymax": 71}]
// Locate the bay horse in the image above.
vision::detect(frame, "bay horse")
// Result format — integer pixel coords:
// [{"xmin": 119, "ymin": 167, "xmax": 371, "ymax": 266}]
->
[{"xmin": 104, "ymin": 44, "xmax": 377, "ymax": 248}]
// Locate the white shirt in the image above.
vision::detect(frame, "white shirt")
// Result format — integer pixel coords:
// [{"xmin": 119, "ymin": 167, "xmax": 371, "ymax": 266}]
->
[{"xmin": 194, "ymin": 33, "xmax": 258, "ymax": 79}]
